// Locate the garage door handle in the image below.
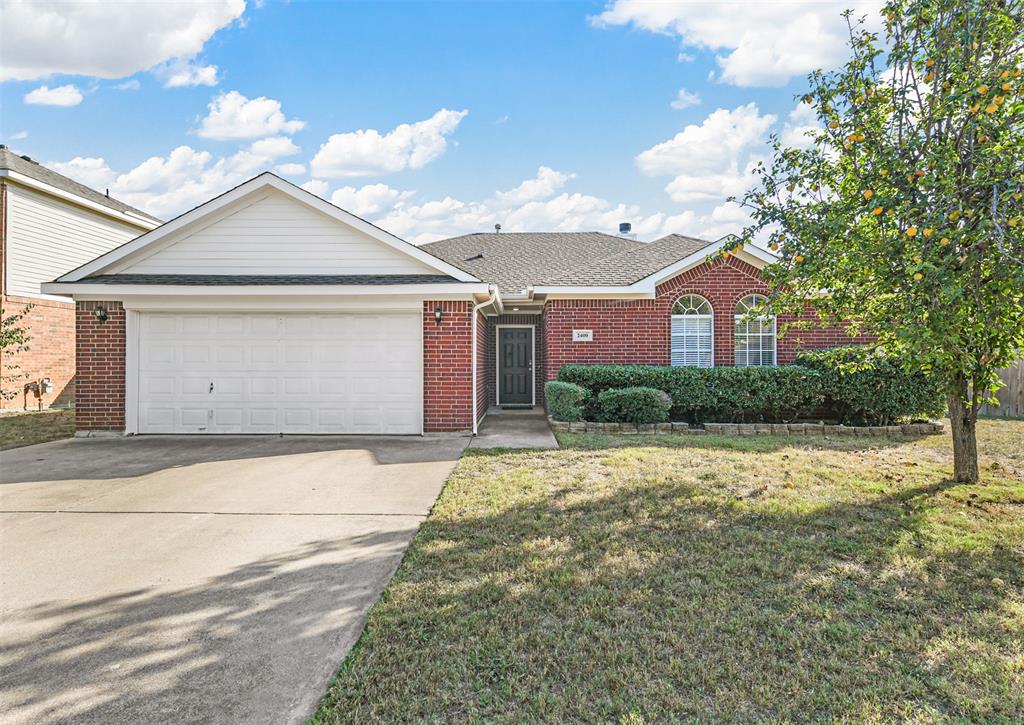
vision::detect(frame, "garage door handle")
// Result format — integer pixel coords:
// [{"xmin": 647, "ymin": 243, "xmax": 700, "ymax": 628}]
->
[{"xmin": 209, "ymin": 382, "xmax": 214, "ymax": 393}]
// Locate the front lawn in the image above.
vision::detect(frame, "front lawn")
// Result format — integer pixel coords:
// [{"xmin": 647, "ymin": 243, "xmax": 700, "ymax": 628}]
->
[
  {"xmin": 0, "ymin": 408, "xmax": 75, "ymax": 450},
  {"xmin": 313, "ymin": 420, "xmax": 1024, "ymax": 723}
]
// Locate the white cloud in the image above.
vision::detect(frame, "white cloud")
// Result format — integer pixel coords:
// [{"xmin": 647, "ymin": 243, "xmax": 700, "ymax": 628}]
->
[
  {"xmin": 670, "ymin": 87, "xmax": 701, "ymax": 110},
  {"xmin": 300, "ymin": 180, "xmax": 330, "ymax": 198},
  {"xmin": 197, "ymin": 91, "xmax": 306, "ymax": 140},
  {"xmin": 593, "ymin": 0, "xmax": 883, "ymax": 86},
  {"xmin": 330, "ymin": 184, "xmax": 415, "ymax": 218},
  {"xmin": 676, "ymin": 51, "xmax": 696, "ymax": 63},
  {"xmin": 493, "ymin": 166, "xmax": 574, "ymax": 206},
  {"xmin": 24, "ymin": 84, "xmax": 83, "ymax": 107},
  {"xmin": 276, "ymin": 162, "xmax": 306, "ymax": 175},
  {"xmin": 113, "ymin": 79, "xmax": 141, "ymax": 91},
  {"xmin": 49, "ymin": 157, "xmax": 117, "ymax": 189},
  {"xmin": 310, "ymin": 108, "xmax": 468, "ymax": 178},
  {"xmin": 159, "ymin": 59, "xmax": 219, "ymax": 88},
  {"xmin": 0, "ymin": 0, "xmax": 245, "ymax": 81},
  {"xmin": 369, "ymin": 166, "xmax": 665, "ymax": 244},
  {"xmin": 52, "ymin": 136, "xmax": 306, "ymax": 219},
  {"xmin": 637, "ymin": 104, "xmax": 775, "ymax": 206},
  {"xmin": 9, "ymin": 131, "xmax": 29, "ymax": 141},
  {"xmin": 780, "ymin": 102, "xmax": 820, "ymax": 149}
]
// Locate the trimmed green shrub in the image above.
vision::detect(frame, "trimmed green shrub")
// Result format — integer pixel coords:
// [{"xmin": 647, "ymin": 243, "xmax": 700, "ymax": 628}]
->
[
  {"xmin": 557, "ymin": 364, "xmax": 823, "ymax": 423},
  {"xmin": 795, "ymin": 347, "xmax": 945, "ymax": 425},
  {"xmin": 597, "ymin": 387, "xmax": 672, "ymax": 425},
  {"xmin": 544, "ymin": 380, "xmax": 590, "ymax": 421}
]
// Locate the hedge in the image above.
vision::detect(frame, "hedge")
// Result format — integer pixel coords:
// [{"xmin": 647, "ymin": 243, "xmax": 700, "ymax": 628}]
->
[
  {"xmin": 556, "ymin": 351, "xmax": 943, "ymax": 425},
  {"xmin": 557, "ymin": 364, "xmax": 824, "ymax": 423},
  {"xmin": 544, "ymin": 381, "xmax": 590, "ymax": 422},
  {"xmin": 597, "ymin": 387, "xmax": 672, "ymax": 424},
  {"xmin": 795, "ymin": 347, "xmax": 946, "ymax": 425}
]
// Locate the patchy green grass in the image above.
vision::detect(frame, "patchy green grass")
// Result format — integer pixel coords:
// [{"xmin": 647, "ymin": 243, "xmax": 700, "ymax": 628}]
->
[
  {"xmin": 313, "ymin": 420, "xmax": 1024, "ymax": 723},
  {"xmin": 0, "ymin": 409, "xmax": 74, "ymax": 450}
]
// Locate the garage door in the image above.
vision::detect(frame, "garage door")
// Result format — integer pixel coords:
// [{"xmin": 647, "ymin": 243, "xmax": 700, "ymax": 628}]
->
[{"xmin": 137, "ymin": 312, "xmax": 421, "ymax": 434}]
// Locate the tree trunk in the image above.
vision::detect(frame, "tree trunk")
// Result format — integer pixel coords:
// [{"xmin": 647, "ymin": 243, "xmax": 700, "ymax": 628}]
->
[{"xmin": 947, "ymin": 378, "xmax": 979, "ymax": 484}]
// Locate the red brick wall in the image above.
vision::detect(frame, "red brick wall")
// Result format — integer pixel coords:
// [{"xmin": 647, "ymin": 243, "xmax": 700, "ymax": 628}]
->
[
  {"xmin": 0, "ymin": 294, "xmax": 77, "ymax": 410},
  {"xmin": 544, "ymin": 257, "xmax": 871, "ymax": 382},
  {"xmin": 75, "ymin": 301, "xmax": 126, "ymax": 431},
  {"xmin": 487, "ymin": 313, "xmax": 546, "ymax": 407},
  {"xmin": 423, "ymin": 300, "xmax": 474, "ymax": 432}
]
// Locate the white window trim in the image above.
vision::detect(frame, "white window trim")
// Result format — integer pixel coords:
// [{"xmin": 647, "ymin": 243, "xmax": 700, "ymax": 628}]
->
[
  {"xmin": 734, "ymin": 294, "xmax": 778, "ymax": 367},
  {"xmin": 670, "ymin": 294, "xmax": 714, "ymax": 368},
  {"xmin": 495, "ymin": 324, "xmax": 535, "ymax": 406}
]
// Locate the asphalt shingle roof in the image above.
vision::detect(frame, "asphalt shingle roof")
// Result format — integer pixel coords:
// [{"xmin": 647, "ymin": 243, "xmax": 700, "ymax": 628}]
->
[
  {"xmin": 0, "ymin": 147, "xmax": 162, "ymax": 225},
  {"xmin": 421, "ymin": 232, "xmax": 717, "ymax": 290},
  {"xmin": 420, "ymin": 232, "xmax": 648, "ymax": 291},
  {"xmin": 547, "ymin": 234, "xmax": 715, "ymax": 285},
  {"xmin": 80, "ymin": 274, "xmax": 459, "ymax": 286}
]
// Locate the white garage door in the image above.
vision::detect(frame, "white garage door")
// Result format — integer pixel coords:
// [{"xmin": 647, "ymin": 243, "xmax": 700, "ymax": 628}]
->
[{"xmin": 137, "ymin": 312, "xmax": 421, "ymax": 434}]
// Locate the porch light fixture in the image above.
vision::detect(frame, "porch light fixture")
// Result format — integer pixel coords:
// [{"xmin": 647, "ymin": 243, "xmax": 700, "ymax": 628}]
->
[
  {"xmin": 434, "ymin": 305, "xmax": 443, "ymax": 326},
  {"xmin": 92, "ymin": 305, "xmax": 109, "ymax": 323}
]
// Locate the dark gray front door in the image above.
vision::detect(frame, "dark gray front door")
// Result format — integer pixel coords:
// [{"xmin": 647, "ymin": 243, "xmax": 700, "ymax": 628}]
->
[{"xmin": 498, "ymin": 327, "xmax": 533, "ymax": 405}]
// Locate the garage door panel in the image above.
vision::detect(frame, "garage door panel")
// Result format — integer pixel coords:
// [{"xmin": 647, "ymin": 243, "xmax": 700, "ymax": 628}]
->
[{"xmin": 138, "ymin": 312, "xmax": 421, "ymax": 434}]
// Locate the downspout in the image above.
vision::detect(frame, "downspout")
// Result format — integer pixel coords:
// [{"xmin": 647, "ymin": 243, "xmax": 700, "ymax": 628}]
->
[{"xmin": 471, "ymin": 285, "xmax": 499, "ymax": 435}]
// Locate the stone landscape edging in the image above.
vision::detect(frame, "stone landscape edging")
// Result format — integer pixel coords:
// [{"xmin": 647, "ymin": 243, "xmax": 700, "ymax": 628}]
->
[{"xmin": 547, "ymin": 418, "xmax": 945, "ymax": 437}]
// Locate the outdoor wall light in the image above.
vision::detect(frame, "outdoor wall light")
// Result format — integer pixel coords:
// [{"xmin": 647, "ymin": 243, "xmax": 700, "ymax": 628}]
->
[
  {"xmin": 434, "ymin": 305, "xmax": 443, "ymax": 326},
  {"xmin": 93, "ymin": 305, "xmax": 109, "ymax": 323}
]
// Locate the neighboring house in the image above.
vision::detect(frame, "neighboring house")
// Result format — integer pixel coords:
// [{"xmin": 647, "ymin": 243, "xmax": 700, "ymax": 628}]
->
[
  {"xmin": 44, "ymin": 172, "xmax": 866, "ymax": 436},
  {"xmin": 0, "ymin": 147, "xmax": 161, "ymax": 410}
]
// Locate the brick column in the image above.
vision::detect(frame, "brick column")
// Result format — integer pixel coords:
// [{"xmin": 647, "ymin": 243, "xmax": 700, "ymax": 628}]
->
[
  {"xmin": 423, "ymin": 300, "xmax": 474, "ymax": 432},
  {"xmin": 75, "ymin": 301, "xmax": 125, "ymax": 432}
]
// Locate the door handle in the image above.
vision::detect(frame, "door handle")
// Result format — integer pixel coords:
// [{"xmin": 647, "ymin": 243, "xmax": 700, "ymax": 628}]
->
[{"xmin": 209, "ymin": 382, "xmax": 214, "ymax": 394}]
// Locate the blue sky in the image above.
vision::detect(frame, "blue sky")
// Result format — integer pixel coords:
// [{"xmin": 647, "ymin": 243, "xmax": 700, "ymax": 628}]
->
[{"xmin": 1, "ymin": 1, "xmax": 881, "ymax": 242}]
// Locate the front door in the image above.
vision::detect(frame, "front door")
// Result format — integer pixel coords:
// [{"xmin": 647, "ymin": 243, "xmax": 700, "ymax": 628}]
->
[{"xmin": 498, "ymin": 327, "xmax": 533, "ymax": 406}]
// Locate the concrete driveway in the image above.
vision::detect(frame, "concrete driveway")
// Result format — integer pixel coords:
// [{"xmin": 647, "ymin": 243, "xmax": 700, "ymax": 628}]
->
[{"xmin": 0, "ymin": 435, "xmax": 465, "ymax": 724}]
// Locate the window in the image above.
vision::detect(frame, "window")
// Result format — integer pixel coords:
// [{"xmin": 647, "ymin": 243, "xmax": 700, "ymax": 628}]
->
[
  {"xmin": 671, "ymin": 294, "xmax": 713, "ymax": 367},
  {"xmin": 734, "ymin": 294, "xmax": 776, "ymax": 366}
]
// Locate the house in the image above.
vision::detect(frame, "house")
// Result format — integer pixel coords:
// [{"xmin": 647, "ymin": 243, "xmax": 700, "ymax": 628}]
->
[
  {"xmin": 0, "ymin": 147, "xmax": 161, "ymax": 410},
  {"xmin": 43, "ymin": 172, "xmax": 864, "ymax": 436}
]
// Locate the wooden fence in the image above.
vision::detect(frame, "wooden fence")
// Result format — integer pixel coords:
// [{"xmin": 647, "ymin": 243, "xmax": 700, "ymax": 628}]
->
[{"xmin": 980, "ymin": 360, "xmax": 1024, "ymax": 418}]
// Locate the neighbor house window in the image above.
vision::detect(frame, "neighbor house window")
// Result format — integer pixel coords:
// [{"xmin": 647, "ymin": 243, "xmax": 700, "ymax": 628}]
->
[
  {"xmin": 671, "ymin": 294, "xmax": 713, "ymax": 367},
  {"xmin": 734, "ymin": 294, "xmax": 776, "ymax": 366}
]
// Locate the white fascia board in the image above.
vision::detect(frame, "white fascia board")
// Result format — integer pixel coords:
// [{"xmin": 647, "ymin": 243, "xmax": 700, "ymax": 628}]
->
[
  {"xmin": 0, "ymin": 170, "xmax": 160, "ymax": 231},
  {"xmin": 39, "ymin": 281, "xmax": 490, "ymax": 297},
  {"xmin": 55, "ymin": 172, "xmax": 480, "ymax": 283},
  {"xmin": 119, "ymin": 295, "xmax": 429, "ymax": 312}
]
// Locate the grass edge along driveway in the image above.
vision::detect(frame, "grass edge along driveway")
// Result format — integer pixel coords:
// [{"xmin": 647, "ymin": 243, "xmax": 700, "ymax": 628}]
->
[{"xmin": 311, "ymin": 420, "xmax": 1023, "ymax": 723}]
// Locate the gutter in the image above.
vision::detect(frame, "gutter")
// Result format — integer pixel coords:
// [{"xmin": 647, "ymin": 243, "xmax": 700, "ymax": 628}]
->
[{"xmin": 471, "ymin": 285, "xmax": 500, "ymax": 435}]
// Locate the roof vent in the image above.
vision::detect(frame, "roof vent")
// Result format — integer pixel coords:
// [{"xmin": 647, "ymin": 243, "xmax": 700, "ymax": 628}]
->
[
  {"xmin": 618, "ymin": 222, "xmax": 632, "ymax": 235},
  {"xmin": 465, "ymin": 253, "xmax": 484, "ymax": 262},
  {"xmin": 20, "ymin": 154, "xmax": 38, "ymax": 164},
  {"xmin": 494, "ymin": 223, "xmax": 501, "ymax": 233}
]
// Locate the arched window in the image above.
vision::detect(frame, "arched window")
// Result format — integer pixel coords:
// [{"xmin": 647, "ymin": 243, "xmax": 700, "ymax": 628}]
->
[
  {"xmin": 671, "ymin": 294, "xmax": 713, "ymax": 367},
  {"xmin": 734, "ymin": 294, "xmax": 776, "ymax": 366}
]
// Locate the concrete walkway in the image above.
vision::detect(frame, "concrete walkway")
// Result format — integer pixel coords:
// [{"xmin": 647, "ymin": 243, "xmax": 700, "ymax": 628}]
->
[
  {"xmin": 470, "ymin": 407, "xmax": 559, "ymax": 449},
  {"xmin": 0, "ymin": 435, "xmax": 465, "ymax": 725}
]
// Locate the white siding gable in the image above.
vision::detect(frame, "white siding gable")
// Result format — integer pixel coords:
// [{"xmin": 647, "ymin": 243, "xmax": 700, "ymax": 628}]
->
[
  {"xmin": 6, "ymin": 184, "xmax": 143, "ymax": 297},
  {"xmin": 117, "ymin": 191, "xmax": 436, "ymax": 276}
]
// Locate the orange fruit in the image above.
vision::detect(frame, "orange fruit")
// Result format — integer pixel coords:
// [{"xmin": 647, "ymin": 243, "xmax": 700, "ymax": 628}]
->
[
  {"xmin": 940, "ymin": 237, "xmax": 950, "ymax": 246},
  {"xmin": 907, "ymin": 226, "xmax": 918, "ymax": 237},
  {"xmin": 863, "ymin": 189, "xmax": 874, "ymax": 200},
  {"xmin": 978, "ymin": 84, "xmax": 989, "ymax": 94},
  {"xmin": 769, "ymin": 242, "xmax": 779, "ymax": 251},
  {"xmin": 795, "ymin": 254, "xmax": 805, "ymax": 263},
  {"xmin": 986, "ymin": 103, "xmax": 998, "ymax": 113},
  {"xmin": 872, "ymin": 206, "xmax": 883, "ymax": 215},
  {"xmin": 923, "ymin": 228, "xmax": 934, "ymax": 237},
  {"xmin": 913, "ymin": 272, "xmax": 923, "ymax": 281}
]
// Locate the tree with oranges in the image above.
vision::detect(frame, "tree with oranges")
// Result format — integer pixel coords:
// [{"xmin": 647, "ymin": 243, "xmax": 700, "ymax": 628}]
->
[{"xmin": 735, "ymin": 0, "xmax": 1023, "ymax": 483}]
